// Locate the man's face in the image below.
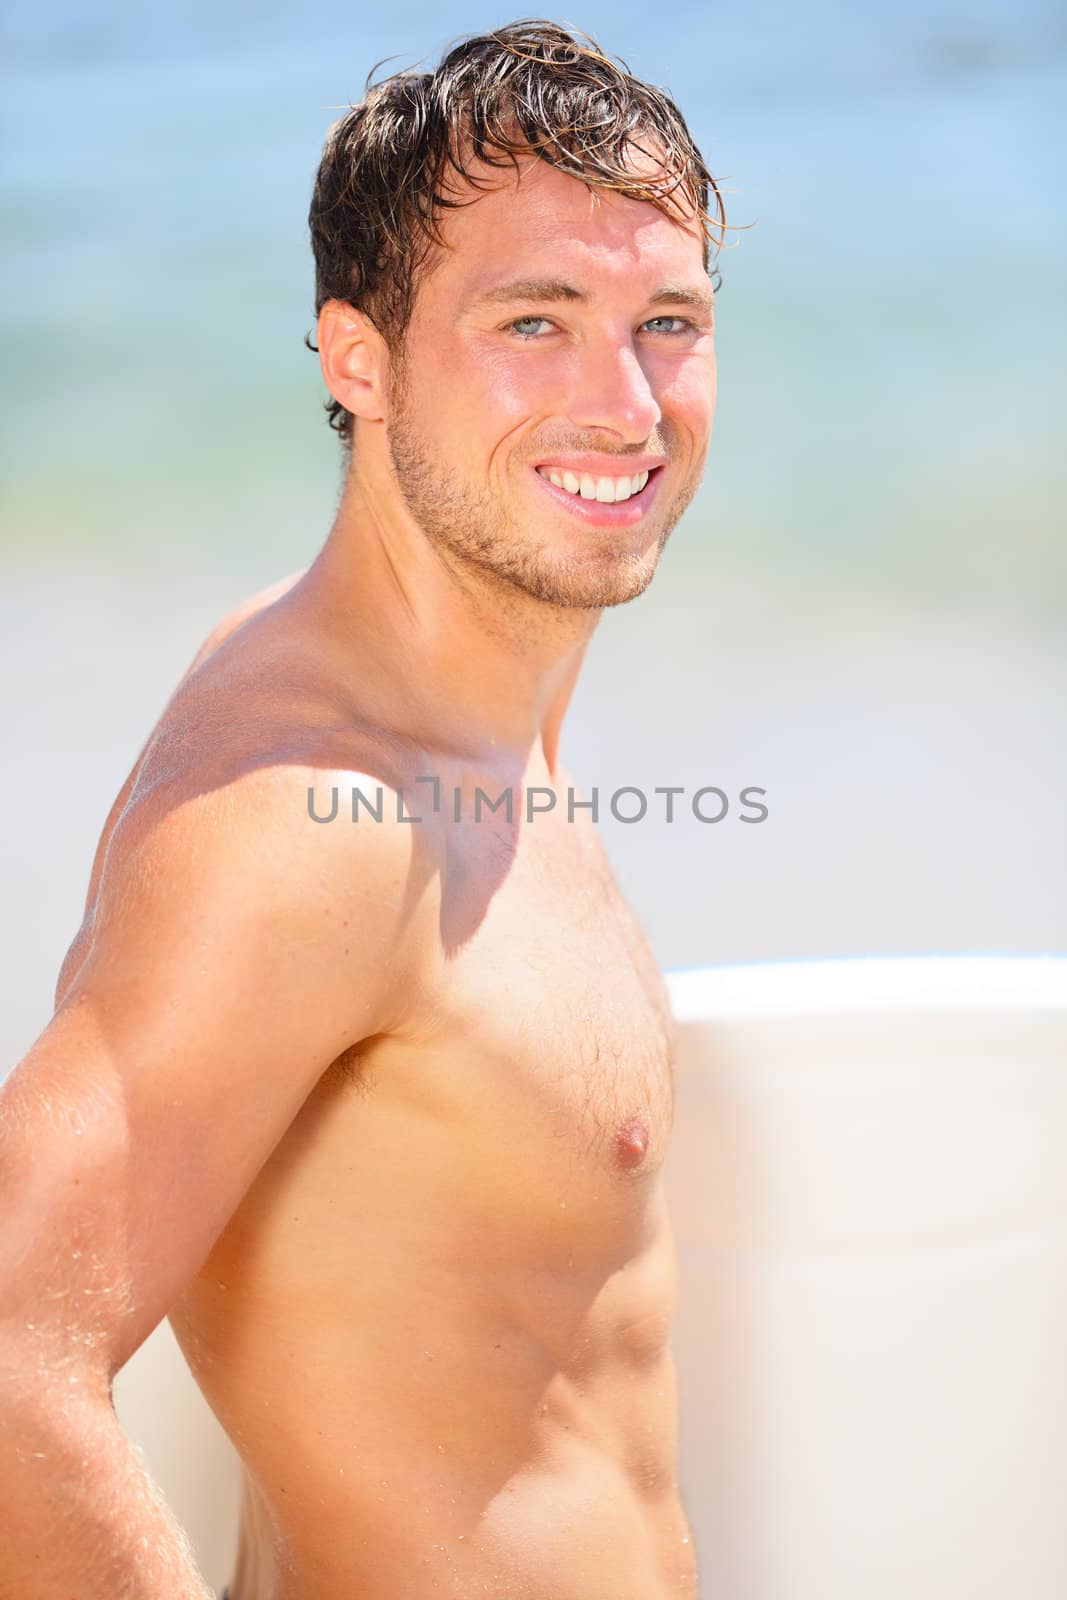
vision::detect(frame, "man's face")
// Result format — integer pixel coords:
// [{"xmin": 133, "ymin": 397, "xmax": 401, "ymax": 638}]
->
[{"xmin": 382, "ymin": 150, "xmax": 717, "ymax": 610}]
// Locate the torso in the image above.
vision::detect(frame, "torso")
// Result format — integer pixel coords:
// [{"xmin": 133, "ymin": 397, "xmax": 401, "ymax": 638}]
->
[{"xmin": 59, "ymin": 585, "xmax": 698, "ymax": 1599}]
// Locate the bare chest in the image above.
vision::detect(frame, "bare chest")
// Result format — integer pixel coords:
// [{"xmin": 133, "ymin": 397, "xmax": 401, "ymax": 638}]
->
[{"xmin": 406, "ymin": 797, "xmax": 677, "ymax": 1205}]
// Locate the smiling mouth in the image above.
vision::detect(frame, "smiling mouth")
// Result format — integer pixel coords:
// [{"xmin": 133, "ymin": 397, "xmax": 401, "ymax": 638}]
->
[{"xmin": 534, "ymin": 465, "xmax": 657, "ymax": 504}]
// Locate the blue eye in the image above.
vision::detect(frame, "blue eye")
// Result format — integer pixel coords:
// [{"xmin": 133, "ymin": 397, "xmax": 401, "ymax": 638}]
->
[
  {"xmin": 643, "ymin": 317, "xmax": 692, "ymax": 334},
  {"xmin": 509, "ymin": 317, "xmax": 552, "ymax": 339}
]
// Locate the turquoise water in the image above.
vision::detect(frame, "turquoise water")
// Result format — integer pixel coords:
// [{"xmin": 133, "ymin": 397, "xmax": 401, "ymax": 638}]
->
[{"xmin": 2, "ymin": 0, "xmax": 1064, "ymax": 611}]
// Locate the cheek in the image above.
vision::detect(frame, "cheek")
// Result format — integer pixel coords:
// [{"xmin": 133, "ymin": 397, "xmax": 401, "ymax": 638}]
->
[
  {"xmin": 450, "ymin": 332, "xmax": 568, "ymax": 419},
  {"xmin": 469, "ymin": 346, "xmax": 556, "ymax": 422},
  {"xmin": 401, "ymin": 361, "xmax": 528, "ymax": 483},
  {"xmin": 657, "ymin": 355, "xmax": 716, "ymax": 426}
]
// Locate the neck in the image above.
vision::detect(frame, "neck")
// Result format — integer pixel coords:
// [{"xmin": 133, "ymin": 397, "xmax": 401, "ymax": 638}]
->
[{"xmin": 301, "ymin": 464, "xmax": 600, "ymax": 782}]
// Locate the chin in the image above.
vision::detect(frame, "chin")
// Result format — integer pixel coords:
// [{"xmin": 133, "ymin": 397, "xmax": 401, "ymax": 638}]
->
[{"xmin": 523, "ymin": 549, "xmax": 663, "ymax": 610}]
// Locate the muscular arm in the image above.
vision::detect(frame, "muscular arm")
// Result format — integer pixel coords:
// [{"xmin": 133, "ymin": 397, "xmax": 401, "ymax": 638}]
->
[{"xmin": 0, "ymin": 763, "xmax": 422, "ymax": 1597}]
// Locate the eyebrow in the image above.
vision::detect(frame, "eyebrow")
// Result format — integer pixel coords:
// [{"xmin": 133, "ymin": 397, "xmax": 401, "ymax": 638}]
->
[{"xmin": 468, "ymin": 277, "xmax": 715, "ymax": 315}]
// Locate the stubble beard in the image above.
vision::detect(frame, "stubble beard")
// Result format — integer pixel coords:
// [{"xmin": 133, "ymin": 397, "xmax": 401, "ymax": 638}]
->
[{"xmin": 384, "ymin": 360, "xmax": 697, "ymax": 611}]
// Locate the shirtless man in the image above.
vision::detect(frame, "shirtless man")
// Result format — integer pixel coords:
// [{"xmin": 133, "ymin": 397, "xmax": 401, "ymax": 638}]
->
[{"xmin": 0, "ymin": 21, "xmax": 724, "ymax": 1598}]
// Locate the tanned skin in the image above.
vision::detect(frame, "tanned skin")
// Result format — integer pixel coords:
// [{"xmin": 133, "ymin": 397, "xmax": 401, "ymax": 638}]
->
[{"xmin": 0, "ymin": 145, "xmax": 715, "ymax": 1598}]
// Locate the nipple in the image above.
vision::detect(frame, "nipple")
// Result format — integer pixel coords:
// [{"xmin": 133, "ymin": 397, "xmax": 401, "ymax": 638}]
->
[{"xmin": 614, "ymin": 1116, "xmax": 649, "ymax": 1170}]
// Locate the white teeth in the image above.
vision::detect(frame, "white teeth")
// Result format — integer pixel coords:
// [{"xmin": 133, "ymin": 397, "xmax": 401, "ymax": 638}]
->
[{"xmin": 537, "ymin": 466, "xmax": 653, "ymax": 502}]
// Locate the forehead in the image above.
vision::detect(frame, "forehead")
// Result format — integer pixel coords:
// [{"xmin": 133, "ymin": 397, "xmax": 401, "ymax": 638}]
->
[{"xmin": 427, "ymin": 149, "xmax": 707, "ymax": 305}]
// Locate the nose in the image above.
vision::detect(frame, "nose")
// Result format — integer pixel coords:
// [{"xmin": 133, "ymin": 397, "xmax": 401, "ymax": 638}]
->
[{"xmin": 564, "ymin": 337, "xmax": 662, "ymax": 443}]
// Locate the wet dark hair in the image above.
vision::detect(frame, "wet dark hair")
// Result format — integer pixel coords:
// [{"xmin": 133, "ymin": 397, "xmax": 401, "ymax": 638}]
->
[{"xmin": 307, "ymin": 18, "xmax": 730, "ymax": 447}]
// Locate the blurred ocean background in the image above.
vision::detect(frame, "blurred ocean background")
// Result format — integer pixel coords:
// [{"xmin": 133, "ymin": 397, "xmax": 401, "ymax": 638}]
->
[{"xmin": 2, "ymin": 0, "xmax": 1065, "ymax": 1063}]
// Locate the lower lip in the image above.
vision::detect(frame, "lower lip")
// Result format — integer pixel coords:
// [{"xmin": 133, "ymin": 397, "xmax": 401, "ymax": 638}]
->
[{"xmin": 531, "ymin": 466, "xmax": 664, "ymax": 528}]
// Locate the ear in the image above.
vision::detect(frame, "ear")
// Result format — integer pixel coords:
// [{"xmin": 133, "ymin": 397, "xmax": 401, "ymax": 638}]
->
[{"xmin": 316, "ymin": 299, "xmax": 388, "ymax": 425}]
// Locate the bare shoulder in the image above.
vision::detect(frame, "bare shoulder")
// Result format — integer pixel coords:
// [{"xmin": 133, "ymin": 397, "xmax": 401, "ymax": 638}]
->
[
  {"xmin": 62, "ymin": 569, "xmax": 441, "ymax": 1006},
  {"xmin": 55, "ymin": 632, "xmax": 446, "ymax": 1035},
  {"xmin": 180, "ymin": 566, "xmax": 309, "ymax": 684},
  {"xmin": 68, "ymin": 568, "xmax": 311, "ymax": 930}
]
